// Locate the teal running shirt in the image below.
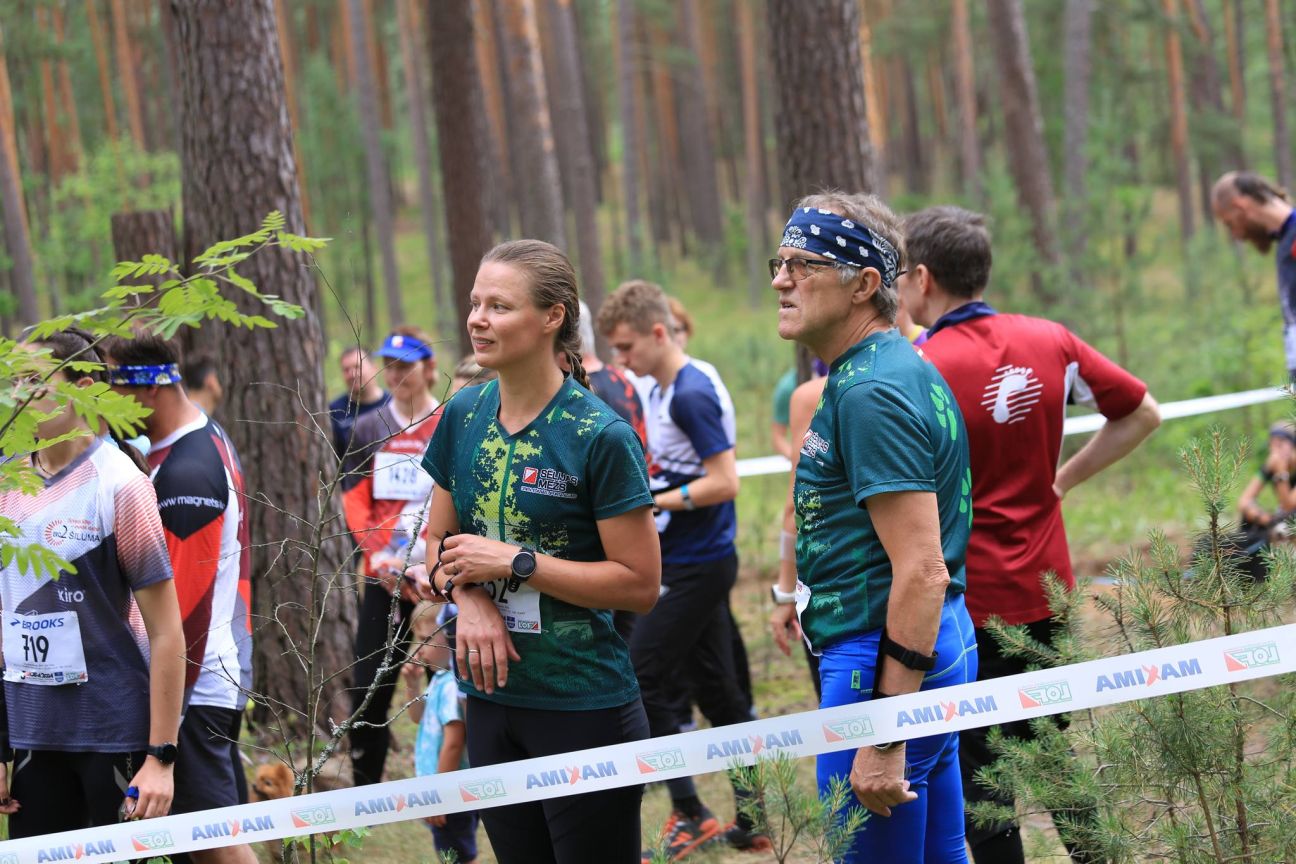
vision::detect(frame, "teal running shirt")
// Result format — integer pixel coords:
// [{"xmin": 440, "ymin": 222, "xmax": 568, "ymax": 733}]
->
[
  {"xmin": 794, "ymin": 329, "xmax": 971, "ymax": 651},
  {"xmin": 422, "ymin": 378, "xmax": 653, "ymax": 710}
]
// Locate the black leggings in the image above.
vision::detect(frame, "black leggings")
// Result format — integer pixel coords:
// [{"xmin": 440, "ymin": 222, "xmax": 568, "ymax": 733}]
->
[
  {"xmin": 466, "ymin": 696, "xmax": 649, "ymax": 864},
  {"xmin": 8, "ymin": 749, "xmax": 143, "ymax": 837},
  {"xmin": 348, "ymin": 581, "xmax": 414, "ymax": 785}
]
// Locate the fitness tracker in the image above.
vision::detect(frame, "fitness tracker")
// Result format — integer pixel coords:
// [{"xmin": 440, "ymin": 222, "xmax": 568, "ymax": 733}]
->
[
  {"xmin": 509, "ymin": 546, "xmax": 538, "ymax": 591},
  {"xmin": 146, "ymin": 742, "xmax": 178, "ymax": 766},
  {"xmin": 879, "ymin": 630, "xmax": 938, "ymax": 671}
]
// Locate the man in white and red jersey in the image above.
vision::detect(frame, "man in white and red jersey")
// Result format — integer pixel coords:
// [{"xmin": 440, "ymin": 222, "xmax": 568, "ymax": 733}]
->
[
  {"xmin": 105, "ymin": 333, "xmax": 256, "ymax": 864},
  {"xmin": 898, "ymin": 206, "xmax": 1161, "ymax": 864},
  {"xmin": 339, "ymin": 327, "xmax": 441, "ymax": 785}
]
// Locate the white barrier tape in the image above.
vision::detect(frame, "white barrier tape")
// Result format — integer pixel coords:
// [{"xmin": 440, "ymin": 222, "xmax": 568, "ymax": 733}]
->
[
  {"xmin": 737, "ymin": 386, "xmax": 1290, "ymax": 478},
  {"xmin": 1, "ymin": 622, "xmax": 1291, "ymax": 863}
]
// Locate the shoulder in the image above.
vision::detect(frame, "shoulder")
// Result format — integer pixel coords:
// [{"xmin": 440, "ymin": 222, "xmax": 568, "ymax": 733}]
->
[
  {"xmin": 328, "ymin": 393, "xmax": 352, "ymax": 415},
  {"xmin": 671, "ymin": 363, "xmax": 726, "ymax": 408}
]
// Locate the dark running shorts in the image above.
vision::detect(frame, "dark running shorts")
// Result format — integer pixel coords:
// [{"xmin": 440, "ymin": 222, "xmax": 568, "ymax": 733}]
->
[
  {"xmin": 430, "ymin": 809, "xmax": 480, "ymax": 862},
  {"xmin": 172, "ymin": 704, "xmax": 244, "ymax": 813}
]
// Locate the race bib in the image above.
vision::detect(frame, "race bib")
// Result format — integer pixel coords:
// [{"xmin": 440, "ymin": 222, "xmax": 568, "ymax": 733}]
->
[
  {"xmin": 483, "ymin": 579, "xmax": 543, "ymax": 635},
  {"xmin": 373, "ymin": 451, "xmax": 434, "ymax": 502},
  {"xmin": 3, "ymin": 611, "xmax": 89, "ymax": 685}
]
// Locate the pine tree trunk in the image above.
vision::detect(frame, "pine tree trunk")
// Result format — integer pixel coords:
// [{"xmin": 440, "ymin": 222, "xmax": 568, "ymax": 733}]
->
[
  {"xmin": 0, "ymin": 23, "xmax": 24, "ymax": 242},
  {"xmin": 363, "ymin": 0, "xmax": 393, "ymax": 131},
  {"xmin": 52, "ymin": 7, "xmax": 82, "ymax": 175},
  {"xmin": 1266, "ymin": 0, "xmax": 1292, "ymax": 191},
  {"xmin": 572, "ymin": 1, "xmax": 606, "ymax": 202},
  {"xmin": 474, "ymin": 0, "xmax": 513, "ymax": 236},
  {"xmin": 951, "ymin": 0, "xmax": 981, "ymax": 199},
  {"xmin": 1162, "ymin": 0, "xmax": 1196, "ymax": 240},
  {"xmin": 168, "ymin": 0, "xmax": 355, "ymax": 732},
  {"xmin": 493, "ymin": 0, "xmax": 566, "ymax": 248},
  {"xmin": 549, "ymin": 0, "xmax": 606, "ymax": 320},
  {"xmin": 0, "ymin": 42, "xmax": 36, "ymax": 327},
  {"xmin": 1223, "ymin": 0, "xmax": 1246, "ymax": 131},
  {"xmin": 675, "ymin": 0, "xmax": 724, "ymax": 250},
  {"xmin": 36, "ymin": 7, "xmax": 67, "ymax": 184},
  {"xmin": 396, "ymin": 0, "xmax": 450, "ymax": 330},
  {"xmin": 858, "ymin": 3, "xmax": 888, "ymax": 197},
  {"xmin": 1185, "ymin": 0, "xmax": 1241, "ymax": 221},
  {"xmin": 738, "ymin": 0, "xmax": 766, "ymax": 305},
  {"xmin": 647, "ymin": 17, "xmax": 687, "ymax": 254},
  {"xmin": 274, "ymin": 0, "xmax": 312, "ymax": 229},
  {"xmin": 111, "ymin": 0, "xmax": 147, "ymax": 149},
  {"xmin": 109, "ymin": 209, "xmax": 177, "ymax": 290},
  {"xmin": 894, "ymin": 55, "xmax": 927, "ymax": 195},
  {"xmin": 768, "ymin": 0, "xmax": 875, "ymax": 205},
  {"xmin": 426, "ymin": 0, "xmax": 494, "ymax": 359},
  {"xmin": 347, "ymin": 0, "xmax": 403, "ymax": 327},
  {"xmin": 87, "ymin": 0, "xmax": 120, "ymax": 141},
  {"xmin": 1063, "ymin": 0, "xmax": 1092, "ymax": 255},
  {"xmin": 986, "ymin": 0, "xmax": 1063, "ymax": 298},
  {"xmin": 616, "ymin": 0, "xmax": 643, "ymax": 273}
]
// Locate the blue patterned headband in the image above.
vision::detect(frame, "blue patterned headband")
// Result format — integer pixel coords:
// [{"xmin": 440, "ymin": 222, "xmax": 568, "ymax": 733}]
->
[
  {"xmin": 106, "ymin": 363, "xmax": 181, "ymax": 387},
  {"xmin": 780, "ymin": 207, "xmax": 900, "ymax": 287}
]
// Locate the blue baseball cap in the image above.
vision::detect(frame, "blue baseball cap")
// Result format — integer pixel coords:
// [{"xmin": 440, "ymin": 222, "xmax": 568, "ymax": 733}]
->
[{"xmin": 374, "ymin": 332, "xmax": 434, "ymax": 362}]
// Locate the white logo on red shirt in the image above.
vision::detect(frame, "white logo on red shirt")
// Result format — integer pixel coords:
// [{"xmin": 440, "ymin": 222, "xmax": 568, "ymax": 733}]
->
[{"xmin": 981, "ymin": 365, "xmax": 1042, "ymax": 424}]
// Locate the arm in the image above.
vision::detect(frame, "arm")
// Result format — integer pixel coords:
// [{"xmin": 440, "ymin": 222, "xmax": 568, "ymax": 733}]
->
[
  {"xmin": 654, "ymin": 448, "xmax": 739, "ymax": 511},
  {"xmin": 426, "ymin": 719, "xmax": 467, "ymax": 828},
  {"xmin": 130, "ymin": 578, "xmax": 185, "ymax": 819},
  {"xmin": 1238, "ymin": 475, "xmax": 1272, "ymax": 525},
  {"xmin": 850, "ymin": 490, "xmax": 948, "ymax": 817},
  {"xmin": 437, "ymin": 506, "xmax": 661, "ymax": 614},
  {"xmin": 401, "ymin": 665, "xmax": 426, "ymax": 724},
  {"xmin": 1054, "ymin": 393, "xmax": 1161, "ymax": 499},
  {"xmin": 771, "ymin": 378, "xmax": 826, "ymax": 655}
]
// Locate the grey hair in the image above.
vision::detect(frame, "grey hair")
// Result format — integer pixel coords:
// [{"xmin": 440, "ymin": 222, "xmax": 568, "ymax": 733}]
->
[
  {"xmin": 578, "ymin": 301, "xmax": 596, "ymax": 357},
  {"xmin": 794, "ymin": 191, "xmax": 905, "ymax": 323}
]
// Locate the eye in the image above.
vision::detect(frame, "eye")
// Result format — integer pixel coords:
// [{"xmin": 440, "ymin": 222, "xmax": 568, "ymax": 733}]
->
[{"xmin": 493, "ymin": 303, "xmax": 508, "ymax": 312}]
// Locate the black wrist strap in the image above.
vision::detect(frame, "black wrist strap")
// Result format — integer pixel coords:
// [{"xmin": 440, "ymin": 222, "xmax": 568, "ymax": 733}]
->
[{"xmin": 880, "ymin": 630, "xmax": 938, "ymax": 671}]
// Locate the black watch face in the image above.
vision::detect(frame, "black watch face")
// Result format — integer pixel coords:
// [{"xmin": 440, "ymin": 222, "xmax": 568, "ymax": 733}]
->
[
  {"xmin": 513, "ymin": 549, "xmax": 537, "ymax": 579},
  {"xmin": 152, "ymin": 743, "xmax": 178, "ymax": 765}
]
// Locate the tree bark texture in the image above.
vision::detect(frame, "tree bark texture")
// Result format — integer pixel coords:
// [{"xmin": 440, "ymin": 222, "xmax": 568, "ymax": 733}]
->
[
  {"xmin": 52, "ymin": 7, "xmax": 83, "ymax": 175},
  {"xmin": 1223, "ymin": 0, "xmax": 1246, "ymax": 130},
  {"xmin": 110, "ymin": 209, "xmax": 178, "ymax": 273},
  {"xmin": 87, "ymin": 0, "xmax": 120, "ymax": 141},
  {"xmin": 274, "ymin": 0, "xmax": 312, "ymax": 229},
  {"xmin": 986, "ymin": 0, "xmax": 1063, "ymax": 288},
  {"xmin": 767, "ymin": 0, "xmax": 876, "ymax": 206},
  {"xmin": 111, "ymin": 0, "xmax": 148, "ymax": 149},
  {"xmin": 646, "ymin": 18, "xmax": 686, "ymax": 254},
  {"xmin": 738, "ymin": 0, "xmax": 766, "ymax": 305},
  {"xmin": 858, "ymin": 3, "xmax": 889, "ymax": 198},
  {"xmin": 474, "ymin": 0, "xmax": 513, "ymax": 236},
  {"xmin": 893, "ymin": 54, "xmax": 927, "ymax": 195},
  {"xmin": 427, "ymin": 0, "xmax": 494, "ymax": 359},
  {"xmin": 1185, "ymin": 0, "xmax": 1241, "ymax": 220},
  {"xmin": 347, "ymin": 0, "xmax": 403, "ymax": 328},
  {"xmin": 616, "ymin": 0, "xmax": 643, "ymax": 273},
  {"xmin": 493, "ymin": 0, "xmax": 567, "ymax": 249},
  {"xmin": 0, "ymin": 116, "xmax": 36, "ymax": 325},
  {"xmin": 1162, "ymin": 0, "xmax": 1196, "ymax": 239},
  {"xmin": 1266, "ymin": 0, "xmax": 1293, "ymax": 192},
  {"xmin": 549, "ymin": 0, "xmax": 607, "ymax": 323},
  {"xmin": 0, "ymin": 23, "xmax": 26, "ymax": 241},
  {"xmin": 950, "ymin": 0, "xmax": 980, "ymax": 199},
  {"xmin": 168, "ymin": 0, "xmax": 355, "ymax": 732},
  {"xmin": 35, "ymin": 7, "xmax": 67, "ymax": 184},
  {"xmin": 1062, "ymin": 0, "xmax": 1092, "ymax": 253}
]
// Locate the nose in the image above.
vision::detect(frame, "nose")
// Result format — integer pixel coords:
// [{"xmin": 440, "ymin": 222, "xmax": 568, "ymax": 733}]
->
[
  {"xmin": 771, "ymin": 260, "xmax": 794, "ymax": 290},
  {"xmin": 467, "ymin": 305, "xmax": 486, "ymax": 331}
]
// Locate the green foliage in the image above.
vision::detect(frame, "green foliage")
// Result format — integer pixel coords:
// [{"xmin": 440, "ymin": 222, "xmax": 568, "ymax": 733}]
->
[
  {"xmin": 282, "ymin": 825, "xmax": 371, "ymax": 864},
  {"xmin": 724, "ymin": 753, "xmax": 868, "ymax": 863},
  {"xmin": 0, "ymin": 213, "xmax": 324, "ymax": 584},
  {"xmin": 977, "ymin": 426, "xmax": 1296, "ymax": 862}
]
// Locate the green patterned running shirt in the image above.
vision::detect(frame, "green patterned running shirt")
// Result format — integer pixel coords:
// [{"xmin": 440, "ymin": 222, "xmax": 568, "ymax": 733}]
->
[
  {"xmin": 793, "ymin": 329, "xmax": 971, "ymax": 652},
  {"xmin": 422, "ymin": 378, "xmax": 653, "ymax": 710}
]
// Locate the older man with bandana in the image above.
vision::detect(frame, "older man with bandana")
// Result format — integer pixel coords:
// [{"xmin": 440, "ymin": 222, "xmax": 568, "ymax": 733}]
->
[{"xmin": 770, "ymin": 192, "xmax": 976, "ymax": 863}]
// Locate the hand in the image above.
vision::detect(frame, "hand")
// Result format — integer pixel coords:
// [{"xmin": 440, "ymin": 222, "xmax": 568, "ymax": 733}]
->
[
  {"xmin": 1053, "ymin": 482, "xmax": 1065, "ymax": 502},
  {"xmin": 368, "ymin": 554, "xmax": 404, "ymax": 595},
  {"xmin": 850, "ymin": 744, "xmax": 915, "ymax": 817},
  {"xmin": 127, "ymin": 756, "xmax": 174, "ymax": 820},
  {"xmin": 439, "ymin": 535, "xmax": 516, "ymax": 586},
  {"xmin": 455, "ymin": 588, "xmax": 520, "ymax": 694},
  {"xmin": 400, "ymin": 661, "xmax": 424, "ymax": 691},
  {"xmin": 0, "ymin": 762, "xmax": 20, "ymax": 815},
  {"xmin": 769, "ymin": 603, "xmax": 802, "ymax": 657},
  {"xmin": 427, "ymin": 814, "xmax": 447, "ymax": 828}
]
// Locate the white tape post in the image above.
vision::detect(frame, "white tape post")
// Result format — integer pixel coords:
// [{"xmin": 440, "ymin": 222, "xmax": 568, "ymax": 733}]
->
[
  {"xmin": 737, "ymin": 385, "xmax": 1290, "ymax": 478},
  {"xmin": 1, "ymin": 624, "xmax": 1292, "ymax": 863}
]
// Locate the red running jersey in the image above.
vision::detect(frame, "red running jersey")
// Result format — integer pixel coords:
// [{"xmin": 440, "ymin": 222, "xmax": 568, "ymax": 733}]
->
[{"xmin": 920, "ymin": 313, "xmax": 1146, "ymax": 626}]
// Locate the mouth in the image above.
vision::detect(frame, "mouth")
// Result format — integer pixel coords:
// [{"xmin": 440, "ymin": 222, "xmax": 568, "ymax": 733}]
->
[{"xmin": 471, "ymin": 337, "xmax": 494, "ymax": 350}]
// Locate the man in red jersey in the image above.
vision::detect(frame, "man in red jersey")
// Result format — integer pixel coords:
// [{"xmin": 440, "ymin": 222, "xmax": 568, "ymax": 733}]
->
[{"xmin": 898, "ymin": 206, "xmax": 1161, "ymax": 864}]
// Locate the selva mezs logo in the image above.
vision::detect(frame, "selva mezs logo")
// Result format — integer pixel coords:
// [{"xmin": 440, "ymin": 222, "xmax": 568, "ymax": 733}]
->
[
  {"xmin": 706, "ymin": 729, "xmax": 804, "ymax": 761},
  {"xmin": 1018, "ymin": 680, "xmax": 1073, "ymax": 709},
  {"xmin": 636, "ymin": 747, "xmax": 686, "ymax": 774},
  {"xmin": 130, "ymin": 830, "xmax": 174, "ymax": 854},
  {"xmin": 460, "ymin": 778, "xmax": 508, "ymax": 802},
  {"xmin": 527, "ymin": 760, "xmax": 617, "ymax": 789},
  {"xmin": 36, "ymin": 840, "xmax": 118, "ymax": 862},
  {"xmin": 897, "ymin": 695, "xmax": 997, "ymax": 728},
  {"xmin": 1095, "ymin": 658, "xmax": 1202, "ymax": 692},
  {"xmin": 355, "ymin": 788, "xmax": 442, "ymax": 816},
  {"xmin": 193, "ymin": 815, "xmax": 275, "ymax": 841},
  {"xmin": 519, "ymin": 466, "xmax": 578, "ymax": 500},
  {"xmin": 290, "ymin": 804, "xmax": 337, "ymax": 829},
  {"xmin": 822, "ymin": 716, "xmax": 875, "ymax": 743},
  {"xmin": 1224, "ymin": 641, "xmax": 1280, "ymax": 672}
]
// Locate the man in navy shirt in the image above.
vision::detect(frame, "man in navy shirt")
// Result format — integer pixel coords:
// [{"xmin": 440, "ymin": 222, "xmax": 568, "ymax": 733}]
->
[
  {"xmin": 1212, "ymin": 171, "xmax": 1296, "ymax": 381},
  {"xmin": 328, "ymin": 346, "xmax": 391, "ymax": 459}
]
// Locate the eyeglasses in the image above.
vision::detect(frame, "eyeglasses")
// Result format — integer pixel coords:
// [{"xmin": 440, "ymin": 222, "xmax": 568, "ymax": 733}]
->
[{"xmin": 768, "ymin": 256, "xmax": 858, "ymax": 282}]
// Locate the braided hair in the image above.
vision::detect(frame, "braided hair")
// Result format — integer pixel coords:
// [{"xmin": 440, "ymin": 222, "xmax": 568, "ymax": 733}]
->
[{"xmin": 481, "ymin": 240, "xmax": 590, "ymax": 389}]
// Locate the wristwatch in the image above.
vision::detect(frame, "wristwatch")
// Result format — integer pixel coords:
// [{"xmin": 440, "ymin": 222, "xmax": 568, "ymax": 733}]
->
[
  {"xmin": 146, "ymin": 742, "xmax": 178, "ymax": 766},
  {"xmin": 770, "ymin": 584, "xmax": 797, "ymax": 605},
  {"xmin": 509, "ymin": 547, "xmax": 538, "ymax": 591}
]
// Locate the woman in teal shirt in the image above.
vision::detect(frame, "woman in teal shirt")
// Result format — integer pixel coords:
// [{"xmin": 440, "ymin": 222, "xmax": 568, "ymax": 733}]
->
[{"xmin": 419, "ymin": 240, "xmax": 660, "ymax": 864}]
